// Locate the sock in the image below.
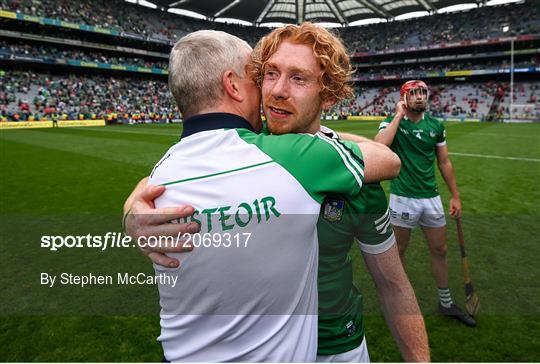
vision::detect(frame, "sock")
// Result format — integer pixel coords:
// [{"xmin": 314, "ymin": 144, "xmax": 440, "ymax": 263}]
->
[{"xmin": 438, "ymin": 287, "xmax": 453, "ymax": 308}]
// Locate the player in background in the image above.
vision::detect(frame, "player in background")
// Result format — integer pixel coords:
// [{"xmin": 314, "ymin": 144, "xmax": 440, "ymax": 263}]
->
[
  {"xmin": 374, "ymin": 80, "xmax": 476, "ymax": 327},
  {"xmin": 125, "ymin": 23, "xmax": 429, "ymax": 362}
]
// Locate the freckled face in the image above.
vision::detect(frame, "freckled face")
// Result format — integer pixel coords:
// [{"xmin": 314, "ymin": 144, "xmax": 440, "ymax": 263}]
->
[{"xmin": 262, "ymin": 42, "xmax": 329, "ymax": 134}]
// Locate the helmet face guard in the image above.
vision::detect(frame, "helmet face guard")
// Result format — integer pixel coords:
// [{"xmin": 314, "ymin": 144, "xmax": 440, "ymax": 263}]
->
[{"xmin": 400, "ymin": 80, "xmax": 429, "ymax": 112}]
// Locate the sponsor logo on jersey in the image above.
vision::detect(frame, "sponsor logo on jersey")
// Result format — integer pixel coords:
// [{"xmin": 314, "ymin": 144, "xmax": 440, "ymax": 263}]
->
[
  {"xmin": 173, "ymin": 196, "xmax": 281, "ymax": 232},
  {"xmin": 412, "ymin": 129, "xmax": 423, "ymax": 140},
  {"xmin": 345, "ymin": 320, "xmax": 357, "ymax": 336},
  {"xmin": 322, "ymin": 198, "xmax": 345, "ymax": 222}
]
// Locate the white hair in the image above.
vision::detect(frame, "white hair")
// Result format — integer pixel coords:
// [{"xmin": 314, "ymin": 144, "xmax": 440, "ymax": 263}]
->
[{"xmin": 168, "ymin": 30, "xmax": 251, "ymax": 117}]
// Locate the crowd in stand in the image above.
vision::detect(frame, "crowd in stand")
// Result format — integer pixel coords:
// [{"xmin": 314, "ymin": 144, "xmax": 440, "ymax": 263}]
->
[
  {"xmin": 0, "ymin": 40, "xmax": 168, "ymax": 69},
  {"xmin": 2, "ymin": 69, "xmax": 538, "ymax": 122},
  {"xmin": 0, "ymin": 0, "xmax": 268, "ymax": 46},
  {"xmin": 325, "ymin": 82, "xmax": 540, "ymax": 120},
  {"xmin": 355, "ymin": 57, "xmax": 540, "ymax": 78},
  {"xmin": 1, "ymin": 1, "xmax": 539, "ymax": 122},
  {"xmin": 1, "ymin": 0, "xmax": 538, "ymax": 51},
  {"xmin": 2, "ymin": 37, "xmax": 536, "ymax": 80},
  {"xmin": 340, "ymin": 2, "xmax": 540, "ymax": 53},
  {"xmin": 0, "ymin": 70, "xmax": 181, "ymax": 122}
]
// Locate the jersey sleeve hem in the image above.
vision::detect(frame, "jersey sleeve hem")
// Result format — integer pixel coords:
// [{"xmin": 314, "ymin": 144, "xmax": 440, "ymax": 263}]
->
[
  {"xmin": 436, "ymin": 141, "xmax": 447, "ymax": 147},
  {"xmin": 358, "ymin": 234, "xmax": 396, "ymax": 255}
]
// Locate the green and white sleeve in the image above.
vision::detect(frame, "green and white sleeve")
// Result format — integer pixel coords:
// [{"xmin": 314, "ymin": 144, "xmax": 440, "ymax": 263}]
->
[
  {"xmin": 378, "ymin": 117, "xmax": 392, "ymax": 133},
  {"xmin": 437, "ymin": 122, "xmax": 446, "ymax": 147},
  {"xmin": 353, "ymin": 183, "xmax": 395, "ymax": 254},
  {"xmin": 236, "ymin": 130, "xmax": 364, "ymax": 203}
]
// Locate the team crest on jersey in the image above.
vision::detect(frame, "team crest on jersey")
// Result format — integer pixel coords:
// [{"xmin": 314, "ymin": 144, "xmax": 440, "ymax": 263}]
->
[
  {"xmin": 323, "ymin": 199, "xmax": 345, "ymax": 222},
  {"xmin": 429, "ymin": 130, "xmax": 436, "ymax": 138},
  {"xmin": 345, "ymin": 320, "xmax": 357, "ymax": 336},
  {"xmin": 402, "ymin": 212, "xmax": 410, "ymax": 220}
]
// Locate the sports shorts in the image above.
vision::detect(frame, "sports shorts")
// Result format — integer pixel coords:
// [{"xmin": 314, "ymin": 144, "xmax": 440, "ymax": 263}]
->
[
  {"xmin": 389, "ymin": 194, "xmax": 446, "ymax": 228},
  {"xmin": 316, "ymin": 336, "xmax": 370, "ymax": 362}
]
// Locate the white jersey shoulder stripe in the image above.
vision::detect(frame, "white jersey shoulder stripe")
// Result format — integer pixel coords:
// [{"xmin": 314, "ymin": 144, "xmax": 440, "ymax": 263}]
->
[
  {"xmin": 316, "ymin": 133, "xmax": 364, "ymax": 179},
  {"xmin": 377, "ymin": 218, "xmax": 392, "ymax": 235},
  {"xmin": 374, "ymin": 209, "xmax": 389, "ymax": 225},
  {"xmin": 315, "ymin": 134, "xmax": 363, "ymax": 189}
]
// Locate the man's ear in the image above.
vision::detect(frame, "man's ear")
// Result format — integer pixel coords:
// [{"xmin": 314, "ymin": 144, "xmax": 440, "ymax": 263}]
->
[
  {"xmin": 322, "ymin": 97, "xmax": 337, "ymax": 111},
  {"xmin": 222, "ymin": 70, "xmax": 244, "ymax": 102}
]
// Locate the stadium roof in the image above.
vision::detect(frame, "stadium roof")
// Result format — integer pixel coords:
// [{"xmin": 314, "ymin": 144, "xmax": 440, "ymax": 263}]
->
[{"xmin": 144, "ymin": 0, "xmax": 511, "ymax": 26}]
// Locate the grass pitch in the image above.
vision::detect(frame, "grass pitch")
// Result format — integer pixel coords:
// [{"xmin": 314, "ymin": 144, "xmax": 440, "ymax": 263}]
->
[{"xmin": 0, "ymin": 120, "xmax": 539, "ymax": 361}]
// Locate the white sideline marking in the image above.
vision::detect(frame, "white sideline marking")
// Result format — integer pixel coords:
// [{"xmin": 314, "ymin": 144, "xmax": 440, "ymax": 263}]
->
[{"xmin": 450, "ymin": 152, "xmax": 540, "ymax": 162}]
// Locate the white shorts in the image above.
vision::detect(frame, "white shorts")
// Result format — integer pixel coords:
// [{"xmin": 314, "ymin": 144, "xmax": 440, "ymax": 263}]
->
[
  {"xmin": 389, "ymin": 194, "xmax": 446, "ymax": 228},
  {"xmin": 316, "ymin": 336, "xmax": 370, "ymax": 362}
]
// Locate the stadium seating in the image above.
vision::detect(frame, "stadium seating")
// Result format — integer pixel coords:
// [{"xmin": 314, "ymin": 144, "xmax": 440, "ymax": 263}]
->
[
  {"xmin": 0, "ymin": 0, "xmax": 538, "ymax": 122},
  {"xmin": 0, "ymin": 71, "xmax": 180, "ymax": 122},
  {"xmin": 1, "ymin": 0, "xmax": 538, "ymax": 50}
]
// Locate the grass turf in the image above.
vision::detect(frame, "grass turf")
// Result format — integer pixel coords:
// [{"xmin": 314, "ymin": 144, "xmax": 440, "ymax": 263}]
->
[{"xmin": 0, "ymin": 120, "xmax": 539, "ymax": 361}]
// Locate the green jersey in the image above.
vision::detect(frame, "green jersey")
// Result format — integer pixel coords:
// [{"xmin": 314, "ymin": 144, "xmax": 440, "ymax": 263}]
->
[
  {"xmin": 379, "ymin": 113, "xmax": 446, "ymax": 198},
  {"xmin": 315, "ymin": 134, "xmax": 395, "ymax": 355},
  {"xmin": 260, "ymin": 125, "xmax": 394, "ymax": 355}
]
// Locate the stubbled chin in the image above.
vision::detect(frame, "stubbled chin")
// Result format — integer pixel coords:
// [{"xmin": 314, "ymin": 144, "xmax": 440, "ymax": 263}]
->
[{"xmin": 267, "ymin": 120, "xmax": 291, "ymax": 135}]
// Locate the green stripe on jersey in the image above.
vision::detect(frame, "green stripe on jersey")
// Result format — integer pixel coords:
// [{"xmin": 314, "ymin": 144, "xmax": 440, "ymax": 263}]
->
[{"xmin": 161, "ymin": 160, "xmax": 274, "ymax": 186}]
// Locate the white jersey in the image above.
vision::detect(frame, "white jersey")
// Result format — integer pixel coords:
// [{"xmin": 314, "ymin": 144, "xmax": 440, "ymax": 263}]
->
[{"xmin": 149, "ymin": 113, "xmax": 364, "ymax": 362}]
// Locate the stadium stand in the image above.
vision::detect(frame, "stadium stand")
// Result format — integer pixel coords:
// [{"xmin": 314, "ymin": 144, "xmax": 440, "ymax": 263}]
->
[
  {"xmin": 340, "ymin": 2, "xmax": 540, "ymax": 53},
  {"xmin": 0, "ymin": 70, "xmax": 180, "ymax": 122},
  {"xmin": 0, "ymin": 40, "xmax": 168, "ymax": 69},
  {"xmin": 0, "ymin": 0, "xmax": 539, "ymax": 122},
  {"xmin": 1, "ymin": 0, "xmax": 538, "ymax": 50}
]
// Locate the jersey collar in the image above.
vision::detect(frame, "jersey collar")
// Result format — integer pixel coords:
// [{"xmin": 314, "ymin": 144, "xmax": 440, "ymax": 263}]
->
[
  {"xmin": 180, "ymin": 113, "xmax": 255, "ymax": 139},
  {"xmin": 403, "ymin": 113, "xmax": 425, "ymax": 123}
]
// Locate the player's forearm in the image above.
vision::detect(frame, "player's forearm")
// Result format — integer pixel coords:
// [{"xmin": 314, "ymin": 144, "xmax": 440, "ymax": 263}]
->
[
  {"xmin": 337, "ymin": 132, "xmax": 372, "ymax": 143},
  {"xmin": 364, "ymin": 245, "xmax": 430, "ymax": 361},
  {"xmin": 438, "ymin": 161, "xmax": 460, "ymax": 198},
  {"xmin": 358, "ymin": 142, "xmax": 401, "ymax": 182},
  {"xmin": 374, "ymin": 114, "xmax": 402, "ymax": 146},
  {"xmin": 377, "ymin": 281, "xmax": 430, "ymax": 362},
  {"xmin": 123, "ymin": 177, "xmax": 149, "ymax": 214}
]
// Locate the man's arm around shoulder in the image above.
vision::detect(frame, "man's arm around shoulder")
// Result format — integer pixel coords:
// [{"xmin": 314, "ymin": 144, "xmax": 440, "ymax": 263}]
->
[{"xmin": 335, "ymin": 132, "xmax": 400, "ymax": 182}]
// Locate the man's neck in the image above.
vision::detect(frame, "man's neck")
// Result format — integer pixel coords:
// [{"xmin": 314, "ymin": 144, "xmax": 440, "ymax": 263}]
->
[
  {"xmin": 405, "ymin": 111, "xmax": 424, "ymax": 123},
  {"xmin": 195, "ymin": 102, "xmax": 260, "ymax": 131},
  {"xmin": 296, "ymin": 119, "xmax": 321, "ymax": 135}
]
